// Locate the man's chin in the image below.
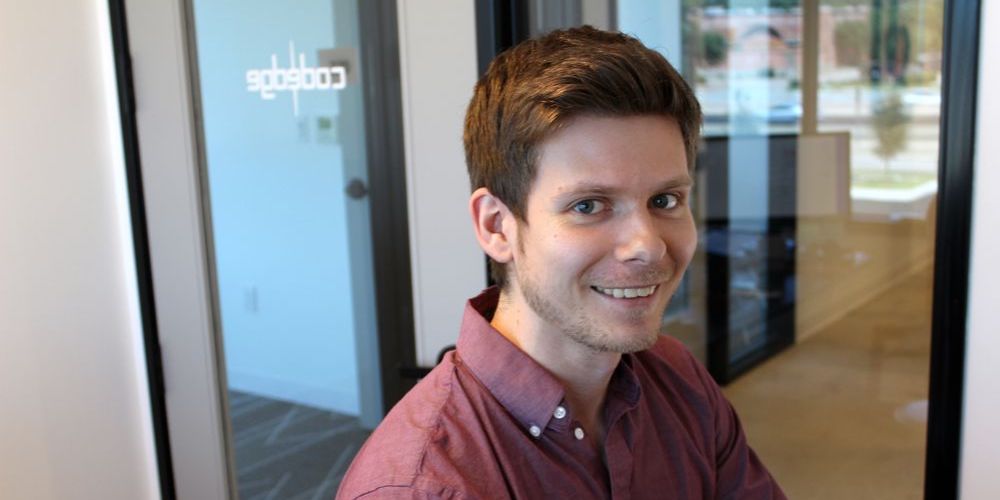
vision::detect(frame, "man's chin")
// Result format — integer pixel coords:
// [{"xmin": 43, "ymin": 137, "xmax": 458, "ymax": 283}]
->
[
  {"xmin": 569, "ymin": 327, "xmax": 660, "ymax": 354},
  {"xmin": 609, "ymin": 332, "xmax": 660, "ymax": 354}
]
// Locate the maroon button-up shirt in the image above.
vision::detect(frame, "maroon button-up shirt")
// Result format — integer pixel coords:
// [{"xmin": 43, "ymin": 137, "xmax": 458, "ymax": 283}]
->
[{"xmin": 338, "ymin": 288, "xmax": 784, "ymax": 499}]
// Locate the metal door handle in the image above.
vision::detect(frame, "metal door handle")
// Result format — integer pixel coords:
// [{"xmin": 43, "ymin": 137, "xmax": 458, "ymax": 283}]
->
[{"xmin": 346, "ymin": 178, "xmax": 368, "ymax": 199}]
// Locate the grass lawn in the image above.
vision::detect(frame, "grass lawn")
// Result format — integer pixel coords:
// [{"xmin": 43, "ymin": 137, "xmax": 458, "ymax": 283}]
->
[{"xmin": 852, "ymin": 170, "xmax": 937, "ymax": 189}]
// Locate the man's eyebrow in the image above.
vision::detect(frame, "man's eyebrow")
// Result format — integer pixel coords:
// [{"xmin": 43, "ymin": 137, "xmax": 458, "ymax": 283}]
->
[
  {"xmin": 556, "ymin": 177, "xmax": 694, "ymax": 197},
  {"xmin": 653, "ymin": 177, "xmax": 695, "ymax": 190}
]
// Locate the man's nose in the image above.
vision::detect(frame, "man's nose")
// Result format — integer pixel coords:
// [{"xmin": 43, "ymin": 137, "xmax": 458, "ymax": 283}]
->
[{"xmin": 614, "ymin": 210, "xmax": 667, "ymax": 264}]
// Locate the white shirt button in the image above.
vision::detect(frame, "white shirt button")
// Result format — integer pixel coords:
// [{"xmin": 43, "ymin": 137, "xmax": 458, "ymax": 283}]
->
[
  {"xmin": 529, "ymin": 425, "xmax": 542, "ymax": 437},
  {"xmin": 553, "ymin": 406, "xmax": 567, "ymax": 419},
  {"xmin": 574, "ymin": 427, "xmax": 585, "ymax": 440}
]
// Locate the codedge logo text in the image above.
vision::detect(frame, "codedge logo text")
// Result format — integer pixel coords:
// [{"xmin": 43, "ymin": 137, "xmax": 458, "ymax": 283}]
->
[{"xmin": 246, "ymin": 41, "xmax": 347, "ymax": 116}]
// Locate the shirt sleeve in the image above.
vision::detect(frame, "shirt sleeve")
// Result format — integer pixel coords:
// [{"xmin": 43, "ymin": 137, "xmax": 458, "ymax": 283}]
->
[
  {"xmin": 683, "ymin": 348, "xmax": 787, "ymax": 499},
  {"xmin": 712, "ymin": 396, "xmax": 787, "ymax": 499}
]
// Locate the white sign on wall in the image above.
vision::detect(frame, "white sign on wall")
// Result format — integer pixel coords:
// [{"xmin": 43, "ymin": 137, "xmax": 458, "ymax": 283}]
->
[{"xmin": 246, "ymin": 41, "xmax": 347, "ymax": 116}]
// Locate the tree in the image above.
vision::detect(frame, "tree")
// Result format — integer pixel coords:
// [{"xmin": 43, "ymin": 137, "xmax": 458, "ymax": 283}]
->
[
  {"xmin": 871, "ymin": 92, "xmax": 910, "ymax": 173},
  {"xmin": 702, "ymin": 31, "xmax": 728, "ymax": 66}
]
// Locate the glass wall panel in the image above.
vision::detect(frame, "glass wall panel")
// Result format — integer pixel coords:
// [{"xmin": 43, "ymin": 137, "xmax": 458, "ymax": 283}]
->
[
  {"xmin": 528, "ymin": 1, "xmax": 942, "ymax": 496},
  {"xmin": 188, "ymin": 0, "xmax": 385, "ymax": 496}
]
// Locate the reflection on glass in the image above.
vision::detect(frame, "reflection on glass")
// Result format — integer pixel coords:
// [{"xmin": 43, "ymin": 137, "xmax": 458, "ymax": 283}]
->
[
  {"xmin": 531, "ymin": 0, "xmax": 942, "ymax": 497},
  {"xmin": 190, "ymin": 0, "xmax": 382, "ymax": 497},
  {"xmin": 817, "ymin": 1, "xmax": 942, "ymax": 222},
  {"xmin": 690, "ymin": 5, "xmax": 804, "ymax": 137},
  {"xmin": 681, "ymin": 2, "xmax": 939, "ymax": 498}
]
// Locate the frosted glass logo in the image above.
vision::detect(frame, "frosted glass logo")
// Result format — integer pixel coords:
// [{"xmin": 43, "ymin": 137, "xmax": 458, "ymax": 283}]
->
[{"xmin": 246, "ymin": 41, "xmax": 347, "ymax": 116}]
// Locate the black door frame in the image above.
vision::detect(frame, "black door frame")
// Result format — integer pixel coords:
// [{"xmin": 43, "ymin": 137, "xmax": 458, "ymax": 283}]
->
[
  {"xmin": 357, "ymin": 0, "xmax": 420, "ymax": 415},
  {"xmin": 106, "ymin": 0, "xmax": 177, "ymax": 497},
  {"xmin": 925, "ymin": 1, "xmax": 981, "ymax": 497}
]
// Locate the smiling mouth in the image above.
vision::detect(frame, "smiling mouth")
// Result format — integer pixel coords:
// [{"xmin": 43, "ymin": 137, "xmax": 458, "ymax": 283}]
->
[{"xmin": 592, "ymin": 285, "xmax": 658, "ymax": 299}]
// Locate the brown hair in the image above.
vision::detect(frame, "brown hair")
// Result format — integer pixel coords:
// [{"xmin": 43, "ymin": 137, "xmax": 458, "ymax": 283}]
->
[{"xmin": 464, "ymin": 25, "xmax": 702, "ymax": 287}]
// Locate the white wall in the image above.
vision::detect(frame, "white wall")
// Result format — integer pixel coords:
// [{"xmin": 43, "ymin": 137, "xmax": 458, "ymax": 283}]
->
[
  {"xmin": 0, "ymin": 0, "xmax": 159, "ymax": 498},
  {"xmin": 960, "ymin": 1, "xmax": 1000, "ymax": 498},
  {"xmin": 397, "ymin": 0, "xmax": 485, "ymax": 366}
]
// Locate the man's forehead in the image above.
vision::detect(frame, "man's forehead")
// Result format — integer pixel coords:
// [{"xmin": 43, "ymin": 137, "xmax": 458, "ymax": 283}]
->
[{"xmin": 527, "ymin": 114, "xmax": 691, "ymax": 194}]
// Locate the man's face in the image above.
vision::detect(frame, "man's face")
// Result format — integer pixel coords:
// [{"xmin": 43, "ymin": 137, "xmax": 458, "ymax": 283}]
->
[{"xmin": 507, "ymin": 114, "xmax": 696, "ymax": 353}]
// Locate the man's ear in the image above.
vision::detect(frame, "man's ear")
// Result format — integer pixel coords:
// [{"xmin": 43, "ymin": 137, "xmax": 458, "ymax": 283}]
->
[{"xmin": 469, "ymin": 187, "xmax": 517, "ymax": 265}]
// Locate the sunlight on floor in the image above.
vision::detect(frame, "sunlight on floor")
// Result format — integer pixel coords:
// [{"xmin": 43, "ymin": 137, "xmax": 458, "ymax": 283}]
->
[{"xmin": 724, "ymin": 266, "xmax": 932, "ymax": 499}]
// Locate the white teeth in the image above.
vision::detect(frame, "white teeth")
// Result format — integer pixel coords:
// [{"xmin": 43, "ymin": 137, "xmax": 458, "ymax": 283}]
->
[{"xmin": 594, "ymin": 285, "xmax": 657, "ymax": 299}]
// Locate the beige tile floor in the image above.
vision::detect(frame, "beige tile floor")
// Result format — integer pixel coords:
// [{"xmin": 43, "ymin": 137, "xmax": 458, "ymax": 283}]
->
[{"xmin": 723, "ymin": 266, "xmax": 933, "ymax": 499}]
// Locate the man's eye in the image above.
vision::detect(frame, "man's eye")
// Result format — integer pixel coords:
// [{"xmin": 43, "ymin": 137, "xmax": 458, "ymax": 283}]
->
[
  {"xmin": 573, "ymin": 199, "xmax": 605, "ymax": 214},
  {"xmin": 651, "ymin": 193, "xmax": 678, "ymax": 209}
]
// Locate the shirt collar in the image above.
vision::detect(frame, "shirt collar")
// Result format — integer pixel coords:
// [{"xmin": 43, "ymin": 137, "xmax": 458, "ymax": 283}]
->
[
  {"xmin": 456, "ymin": 287, "xmax": 644, "ymax": 432},
  {"xmin": 456, "ymin": 287, "xmax": 566, "ymax": 432},
  {"xmin": 608, "ymin": 352, "xmax": 643, "ymax": 410}
]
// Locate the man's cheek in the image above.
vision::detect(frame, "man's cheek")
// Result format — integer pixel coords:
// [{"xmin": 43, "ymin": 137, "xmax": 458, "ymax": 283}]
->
[{"xmin": 675, "ymin": 222, "xmax": 698, "ymax": 269}]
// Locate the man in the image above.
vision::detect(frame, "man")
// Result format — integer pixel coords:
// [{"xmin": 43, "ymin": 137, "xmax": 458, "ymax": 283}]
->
[{"xmin": 338, "ymin": 26, "xmax": 784, "ymax": 499}]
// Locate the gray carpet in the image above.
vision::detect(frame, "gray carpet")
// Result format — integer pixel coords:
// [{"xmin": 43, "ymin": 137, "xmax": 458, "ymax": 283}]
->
[{"xmin": 228, "ymin": 390, "xmax": 371, "ymax": 499}]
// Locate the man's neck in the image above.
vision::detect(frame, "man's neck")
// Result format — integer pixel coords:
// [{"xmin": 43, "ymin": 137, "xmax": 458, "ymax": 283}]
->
[{"xmin": 490, "ymin": 288, "xmax": 620, "ymax": 441}]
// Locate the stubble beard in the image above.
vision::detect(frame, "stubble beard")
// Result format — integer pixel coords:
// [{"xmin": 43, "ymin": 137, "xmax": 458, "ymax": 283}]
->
[{"xmin": 515, "ymin": 265, "xmax": 664, "ymax": 354}]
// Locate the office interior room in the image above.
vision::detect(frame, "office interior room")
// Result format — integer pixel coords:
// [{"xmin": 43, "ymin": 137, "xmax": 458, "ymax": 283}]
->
[{"xmin": 0, "ymin": 0, "xmax": 997, "ymax": 499}]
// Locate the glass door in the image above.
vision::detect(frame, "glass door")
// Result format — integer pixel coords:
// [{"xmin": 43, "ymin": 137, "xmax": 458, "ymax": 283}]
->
[
  {"xmin": 187, "ymin": 0, "xmax": 397, "ymax": 496},
  {"xmin": 503, "ymin": 0, "xmax": 948, "ymax": 497},
  {"xmin": 630, "ymin": 1, "xmax": 946, "ymax": 496}
]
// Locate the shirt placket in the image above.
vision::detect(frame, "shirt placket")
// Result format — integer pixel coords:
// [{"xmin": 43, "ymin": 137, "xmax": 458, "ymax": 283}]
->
[{"xmin": 605, "ymin": 416, "xmax": 634, "ymax": 499}]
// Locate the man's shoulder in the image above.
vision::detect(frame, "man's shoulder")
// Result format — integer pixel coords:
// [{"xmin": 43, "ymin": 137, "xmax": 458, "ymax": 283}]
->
[{"xmin": 337, "ymin": 355, "xmax": 485, "ymax": 499}]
